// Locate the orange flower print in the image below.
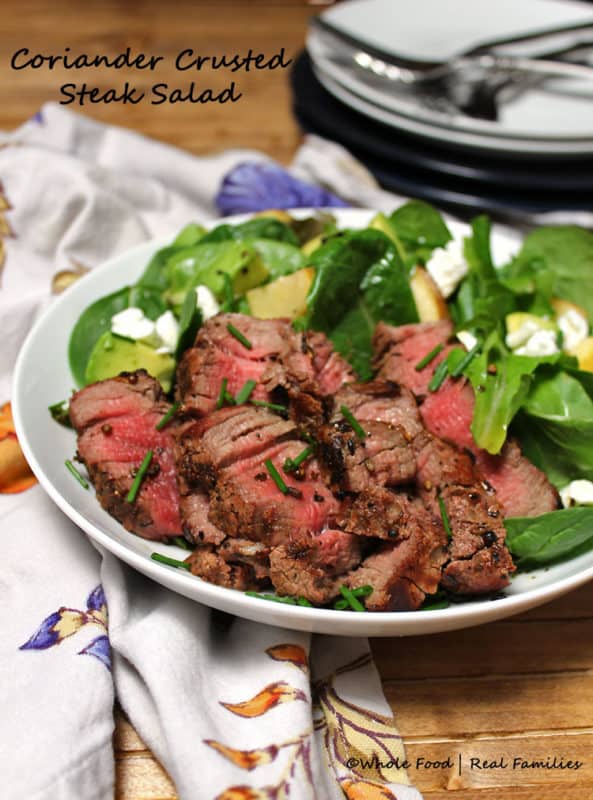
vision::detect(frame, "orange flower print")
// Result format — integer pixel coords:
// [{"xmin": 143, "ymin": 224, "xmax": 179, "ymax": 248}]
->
[
  {"xmin": 265, "ymin": 643, "xmax": 308, "ymax": 672},
  {"xmin": 221, "ymin": 681, "xmax": 306, "ymax": 718},
  {"xmin": 342, "ymin": 778, "xmax": 399, "ymax": 800},
  {"xmin": 0, "ymin": 402, "xmax": 37, "ymax": 494},
  {"xmin": 215, "ymin": 787, "xmax": 276, "ymax": 800},
  {"xmin": 204, "ymin": 741, "xmax": 278, "ymax": 771}
]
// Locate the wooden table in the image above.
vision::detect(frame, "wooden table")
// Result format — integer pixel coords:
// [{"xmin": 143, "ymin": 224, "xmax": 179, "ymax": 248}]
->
[
  {"xmin": 115, "ymin": 581, "xmax": 593, "ymax": 799},
  {"xmin": 3, "ymin": 2, "xmax": 592, "ymax": 798}
]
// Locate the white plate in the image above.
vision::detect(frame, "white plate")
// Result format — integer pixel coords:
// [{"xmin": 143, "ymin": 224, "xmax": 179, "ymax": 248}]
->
[
  {"xmin": 12, "ymin": 209, "xmax": 593, "ymax": 636},
  {"xmin": 311, "ymin": 0, "xmax": 593, "ymax": 153}
]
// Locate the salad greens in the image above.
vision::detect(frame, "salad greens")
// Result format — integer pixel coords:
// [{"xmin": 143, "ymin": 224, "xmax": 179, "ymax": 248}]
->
[
  {"xmin": 66, "ymin": 202, "xmax": 593, "ymax": 571},
  {"xmin": 299, "ymin": 228, "xmax": 418, "ymax": 379}
]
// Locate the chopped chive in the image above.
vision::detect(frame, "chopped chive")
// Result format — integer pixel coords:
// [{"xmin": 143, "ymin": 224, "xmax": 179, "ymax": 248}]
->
[
  {"xmin": 151, "ymin": 552, "xmax": 191, "ymax": 570},
  {"xmin": 250, "ymin": 399, "xmax": 289, "ymax": 416},
  {"xmin": 49, "ymin": 400, "xmax": 72, "ymax": 428},
  {"xmin": 245, "ymin": 591, "xmax": 297, "ymax": 605},
  {"xmin": 126, "ymin": 450, "xmax": 153, "ymax": 504},
  {"xmin": 65, "ymin": 459, "xmax": 89, "ymax": 489},
  {"xmin": 340, "ymin": 405, "xmax": 366, "ymax": 439},
  {"xmin": 235, "ymin": 379, "xmax": 257, "ymax": 405},
  {"xmin": 415, "ymin": 343, "xmax": 444, "ymax": 371},
  {"xmin": 333, "ymin": 598, "xmax": 349, "ymax": 610},
  {"xmin": 284, "ymin": 444, "xmax": 315, "ymax": 473},
  {"xmin": 450, "ymin": 343, "xmax": 481, "ymax": 378},
  {"xmin": 227, "ymin": 323, "xmax": 252, "ymax": 350},
  {"xmin": 265, "ymin": 458, "xmax": 288, "ymax": 495},
  {"xmin": 421, "ymin": 590, "xmax": 450, "ymax": 611},
  {"xmin": 352, "ymin": 585, "xmax": 373, "ymax": 598},
  {"xmin": 155, "ymin": 402, "xmax": 180, "ymax": 431},
  {"xmin": 297, "ymin": 596, "xmax": 313, "ymax": 607},
  {"xmin": 223, "ymin": 390, "xmax": 236, "ymax": 405},
  {"xmin": 170, "ymin": 536, "xmax": 193, "ymax": 551},
  {"xmin": 339, "ymin": 585, "xmax": 366, "ymax": 612},
  {"xmin": 216, "ymin": 378, "xmax": 229, "ymax": 410},
  {"xmin": 221, "ymin": 273, "xmax": 235, "ymax": 312},
  {"xmin": 438, "ymin": 495, "xmax": 453, "ymax": 539},
  {"xmin": 428, "ymin": 360, "xmax": 449, "ymax": 392}
]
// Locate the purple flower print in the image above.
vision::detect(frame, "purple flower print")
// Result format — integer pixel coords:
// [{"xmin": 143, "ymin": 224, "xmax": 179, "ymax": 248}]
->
[
  {"xmin": 216, "ymin": 161, "xmax": 348, "ymax": 216},
  {"xmin": 79, "ymin": 635, "xmax": 111, "ymax": 671}
]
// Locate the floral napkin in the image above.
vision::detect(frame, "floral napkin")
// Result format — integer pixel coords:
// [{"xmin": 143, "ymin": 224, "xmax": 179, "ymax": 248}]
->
[{"xmin": 0, "ymin": 103, "xmax": 423, "ymax": 800}]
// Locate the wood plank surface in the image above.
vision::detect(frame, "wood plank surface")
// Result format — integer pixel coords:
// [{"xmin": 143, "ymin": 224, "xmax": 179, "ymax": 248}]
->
[{"xmin": 3, "ymin": 2, "xmax": 593, "ymax": 798}]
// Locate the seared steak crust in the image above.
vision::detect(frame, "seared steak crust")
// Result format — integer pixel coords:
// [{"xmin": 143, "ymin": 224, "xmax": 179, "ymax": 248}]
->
[{"xmin": 70, "ymin": 371, "xmax": 182, "ymax": 540}]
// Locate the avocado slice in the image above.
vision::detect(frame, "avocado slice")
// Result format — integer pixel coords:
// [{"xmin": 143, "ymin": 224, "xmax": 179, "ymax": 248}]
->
[{"xmin": 85, "ymin": 332, "xmax": 175, "ymax": 392}]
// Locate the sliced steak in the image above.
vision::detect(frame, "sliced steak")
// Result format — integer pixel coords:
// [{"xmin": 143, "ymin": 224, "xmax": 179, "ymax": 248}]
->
[
  {"xmin": 70, "ymin": 371, "xmax": 182, "ymax": 540},
  {"xmin": 174, "ymin": 403, "xmax": 338, "ymax": 546},
  {"xmin": 317, "ymin": 382, "xmax": 419, "ymax": 493},
  {"xmin": 185, "ymin": 546, "xmax": 264, "ymax": 591},
  {"xmin": 269, "ymin": 529, "xmax": 362, "ymax": 604},
  {"xmin": 177, "ymin": 313, "xmax": 290, "ymax": 416},
  {"xmin": 475, "ymin": 441, "xmax": 559, "ymax": 518},
  {"xmin": 346, "ymin": 508, "xmax": 448, "ymax": 612},
  {"xmin": 375, "ymin": 322, "xmax": 558, "ymax": 518},
  {"xmin": 374, "ymin": 320, "xmax": 454, "ymax": 398},
  {"xmin": 438, "ymin": 484, "xmax": 514, "ymax": 594}
]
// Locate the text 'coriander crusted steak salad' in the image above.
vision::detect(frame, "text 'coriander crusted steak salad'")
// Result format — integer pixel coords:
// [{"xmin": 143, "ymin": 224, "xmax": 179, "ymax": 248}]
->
[{"xmin": 55, "ymin": 205, "xmax": 593, "ymax": 612}]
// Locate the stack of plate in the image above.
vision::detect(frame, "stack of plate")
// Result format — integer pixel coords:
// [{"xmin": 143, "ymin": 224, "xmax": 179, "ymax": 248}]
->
[{"xmin": 292, "ymin": 0, "xmax": 593, "ymax": 214}]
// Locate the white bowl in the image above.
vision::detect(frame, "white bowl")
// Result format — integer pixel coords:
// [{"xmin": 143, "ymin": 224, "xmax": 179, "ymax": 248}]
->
[{"xmin": 13, "ymin": 209, "xmax": 593, "ymax": 635}]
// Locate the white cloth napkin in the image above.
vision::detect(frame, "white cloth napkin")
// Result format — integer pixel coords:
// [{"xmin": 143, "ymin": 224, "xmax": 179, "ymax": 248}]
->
[{"xmin": 0, "ymin": 104, "xmax": 423, "ymax": 800}]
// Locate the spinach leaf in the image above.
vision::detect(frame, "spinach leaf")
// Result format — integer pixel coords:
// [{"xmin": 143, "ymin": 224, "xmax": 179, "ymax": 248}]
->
[
  {"xmin": 514, "ymin": 370, "xmax": 593, "ymax": 486},
  {"xmin": 301, "ymin": 229, "xmax": 418, "ymax": 378},
  {"xmin": 137, "ymin": 245, "xmax": 185, "ymax": 291},
  {"xmin": 500, "ymin": 226, "xmax": 593, "ymax": 320},
  {"xmin": 464, "ymin": 331, "xmax": 559, "ymax": 454},
  {"xmin": 172, "ymin": 222, "xmax": 206, "ymax": 248},
  {"xmin": 200, "ymin": 218, "xmax": 299, "ymax": 246},
  {"xmin": 248, "ymin": 238, "xmax": 305, "ymax": 280},
  {"xmin": 505, "ymin": 507, "xmax": 593, "ymax": 564},
  {"xmin": 389, "ymin": 200, "xmax": 452, "ymax": 250},
  {"xmin": 164, "ymin": 241, "xmax": 268, "ymax": 307},
  {"xmin": 175, "ymin": 288, "xmax": 203, "ymax": 359},
  {"xmin": 68, "ymin": 286, "xmax": 166, "ymax": 387},
  {"xmin": 452, "ymin": 216, "xmax": 516, "ymax": 333}
]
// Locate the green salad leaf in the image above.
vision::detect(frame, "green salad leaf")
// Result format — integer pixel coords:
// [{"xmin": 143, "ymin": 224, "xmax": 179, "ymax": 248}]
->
[
  {"xmin": 500, "ymin": 225, "xmax": 593, "ymax": 319},
  {"xmin": 505, "ymin": 507, "xmax": 593, "ymax": 564},
  {"xmin": 200, "ymin": 217, "xmax": 299, "ymax": 246},
  {"xmin": 300, "ymin": 229, "xmax": 418, "ymax": 378},
  {"xmin": 513, "ymin": 370, "xmax": 593, "ymax": 486},
  {"xmin": 68, "ymin": 286, "xmax": 165, "ymax": 387},
  {"xmin": 248, "ymin": 238, "xmax": 305, "ymax": 280},
  {"xmin": 464, "ymin": 330, "xmax": 560, "ymax": 454},
  {"xmin": 389, "ymin": 200, "xmax": 452, "ymax": 252}
]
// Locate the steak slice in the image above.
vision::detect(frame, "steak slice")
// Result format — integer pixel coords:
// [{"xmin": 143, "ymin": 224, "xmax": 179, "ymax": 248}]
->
[
  {"xmin": 177, "ymin": 313, "xmax": 290, "ymax": 416},
  {"xmin": 269, "ymin": 530, "xmax": 362, "ymax": 605},
  {"xmin": 438, "ymin": 484, "xmax": 514, "ymax": 594},
  {"xmin": 375, "ymin": 321, "xmax": 558, "ymax": 518},
  {"xmin": 346, "ymin": 505, "xmax": 448, "ymax": 612},
  {"xmin": 374, "ymin": 320, "xmax": 454, "ymax": 398},
  {"xmin": 317, "ymin": 382, "xmax": 419, "ymax": 493},
  {"xmin": 70, "ymin": 371, "xmax": 182, "ymax": 540},
  {"xmin": 185, "ymin": 546, "xmax": 264, "ymax": 591},
  {"xmin": 174, "ymin": 403, "xmax": 339, "ymax": 546}
]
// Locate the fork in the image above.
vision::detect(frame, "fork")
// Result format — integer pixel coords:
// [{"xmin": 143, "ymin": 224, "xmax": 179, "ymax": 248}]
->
[{"xmin": 311, "ymin": 15, "xmax": 593, "ymax": 115}]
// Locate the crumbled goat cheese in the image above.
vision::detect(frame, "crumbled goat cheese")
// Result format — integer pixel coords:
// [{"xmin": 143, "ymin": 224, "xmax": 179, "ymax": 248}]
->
[
  {"xmin": 111, "ymin": 307, "xmax": 157, "ymax": 343},
  {"xmin": 505, "ymin": 319, "xmax": 543, "ymax": 350},
  {"xmin": 195, "ymin": 285, "xmax": 220, "ymax": 320},
  {"xmin": 457, "ymin": 330, "xmax": 478, "ymax": 351},
  {"xmin": 111, "ymin": 307, "xmax": 180, "ymax": 353},
  {"xmin": 425, "ymin": 238, "xmax": 468, "ymax": 299},
  {"xmin": 557, "ymin": 309, "xmax": 589, "ymax": 352},
  {"xmin": 155, "ymin": 311, "xmax": 180, "ymax": 354},
  {"xmin": 515, "ymin": 329, "xmax": 560, "ymax": 357},
  {"xmin": 560, "ymin": 479, "xmax": 593, "ymax": 508}
]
